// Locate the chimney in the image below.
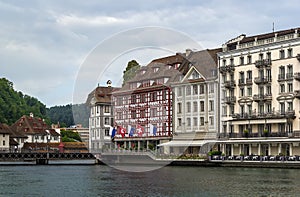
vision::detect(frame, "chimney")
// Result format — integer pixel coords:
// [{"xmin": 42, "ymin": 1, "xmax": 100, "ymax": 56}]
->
[
  {"xmin": 107, "ymin": 80, "xmax": 112, "ymax": 87},
  {"xmin": 29, "ymin": 112, "xmax": 34, "ymax": 118}
]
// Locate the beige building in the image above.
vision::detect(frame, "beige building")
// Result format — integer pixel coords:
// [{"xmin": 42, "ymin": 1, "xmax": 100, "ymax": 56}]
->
[{"xmin": 218, "ymin": 27, "xmax": 300, "ymax": 156}]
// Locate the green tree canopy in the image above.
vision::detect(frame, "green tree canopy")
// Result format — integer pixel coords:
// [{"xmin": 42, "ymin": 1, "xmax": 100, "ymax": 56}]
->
[{"xmin": 122, "ymin": 60, "xmax": 140, "ymax": 86}]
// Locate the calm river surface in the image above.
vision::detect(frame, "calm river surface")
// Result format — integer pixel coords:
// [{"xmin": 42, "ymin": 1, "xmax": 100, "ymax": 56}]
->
[{"xmin": 0, "ymin": 165, "xmax": 299, "ymax": 196}]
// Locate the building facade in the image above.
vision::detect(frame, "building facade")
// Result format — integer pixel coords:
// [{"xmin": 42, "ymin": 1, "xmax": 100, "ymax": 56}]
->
[
  {"xmin": 160, "ymin": 49, "xmax": 221, "ymax": 155},
  {"xmin": 218, "ymin": 28, "xmax": 300, "ymax": 156},
  {"xmin": 112, "ymin": 54, "xmax": 189, "ymax": 151},
  {"xmin": 86, "ymin": 81, "xmax": 119, "ymax": 152}
]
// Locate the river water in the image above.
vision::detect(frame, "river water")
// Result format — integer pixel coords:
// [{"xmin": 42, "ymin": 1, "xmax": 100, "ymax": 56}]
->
[{"xmin": 0, "ymin": 165, "xmax": 299, "ymax": 196}]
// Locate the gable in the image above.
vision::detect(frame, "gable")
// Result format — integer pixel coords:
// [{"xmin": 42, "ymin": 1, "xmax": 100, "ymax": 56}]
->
[{"xmin": 182, "ymin": 66, "xmax": 205, "ymax": 81}]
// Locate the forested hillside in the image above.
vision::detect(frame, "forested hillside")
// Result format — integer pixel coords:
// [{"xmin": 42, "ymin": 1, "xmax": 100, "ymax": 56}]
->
[
  {"xmin": 46, "ymin": 104, "xmax": 89, "ymax": 128},
  {"xmin": 0, "ymin": 78, "xmax": 48, "ymax": 125}
]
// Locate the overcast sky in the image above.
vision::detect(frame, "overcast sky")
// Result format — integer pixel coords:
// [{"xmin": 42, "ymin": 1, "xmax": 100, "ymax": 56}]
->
[{"xmin": 0, "ymin": 0, "xmax": 299, "ymax": 107}]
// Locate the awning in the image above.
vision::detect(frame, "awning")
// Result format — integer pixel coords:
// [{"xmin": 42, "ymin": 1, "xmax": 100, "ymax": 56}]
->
[
  {"xmin": 158, "ymin": 140, "xmax": 217, "ymax": 147},
  {"xmin": 217, "ymin": 138, "xmax": 300, "ymax": 144}
]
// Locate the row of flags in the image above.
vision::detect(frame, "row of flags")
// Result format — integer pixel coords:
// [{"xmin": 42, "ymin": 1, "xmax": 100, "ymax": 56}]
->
[{"xmin": 110, "ymin": 124, "xmax": 157, "ymax": 138}]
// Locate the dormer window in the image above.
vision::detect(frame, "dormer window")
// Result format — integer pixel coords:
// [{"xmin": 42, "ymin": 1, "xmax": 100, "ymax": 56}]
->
[
  {"xmin": 153, "ymin": 68, "xmax": 159, "ymax": 73},
  {"xmin": 192, "ymin": 71, "xmax": 199, "ymax": 79},
  {"xmin": 140, "ymin": 70, "xmax": 146, "ymax": 75}
]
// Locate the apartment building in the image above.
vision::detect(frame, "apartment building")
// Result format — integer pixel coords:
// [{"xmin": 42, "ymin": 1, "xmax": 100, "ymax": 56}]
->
[{"xmin": 218, "ymin": 27, "xmax": 300, "ymax": 156}]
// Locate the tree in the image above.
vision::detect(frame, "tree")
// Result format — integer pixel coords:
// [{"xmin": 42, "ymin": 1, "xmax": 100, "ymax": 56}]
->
[{"xmin": 122, "ymin": 60, "xmax": 140, "ymax": 86}]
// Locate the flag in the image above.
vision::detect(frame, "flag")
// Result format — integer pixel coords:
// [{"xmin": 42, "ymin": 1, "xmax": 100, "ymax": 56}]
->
[
  {"xmin": 109, "ymin": 126, "xmax": 113, "ymax": 136},
  {"xmin": 111, "ymin": 127, "xmax": 116, "ymax": 138},
  {"xmin": 127, "ymin": 125, "xmax": 131, "ymax": 135},
  {"xmin": 149, "ymin": 124, "xmax": 157, "ymax": 136},
  {"xmin": 136, "ymin": 125, "xmax": 144, "ymax": 137},
  {"xmin": 120, "ymin": 127, "xmax": 126, "ymax": 138},
  {"xmin": 129, "ymin": 126, "xmax": 135, "ymax": 137}
]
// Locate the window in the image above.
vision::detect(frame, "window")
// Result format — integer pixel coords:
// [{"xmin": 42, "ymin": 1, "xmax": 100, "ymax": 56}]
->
[
  {"xmin": 222, "ymin": 106, "xmax": 227, "ymax": 116},
  {"xmin": 230, "ymin": 58, "xmax": 234, "ymax": 65},
  {"xmin": 140, "ymin": 109, "xmax": 146, "ymax": 118},
  {"xmin": 209, "ymin": 116, "xmax": 214, "ymax": 126},
  {"xmin": 288, "ymin": 102, "xmax": 293, "ymax": 111},
  {"xmin": 104, "ymin": 106, "xmax": 110, "ymax": 113},
  {"xmin": 288, "ymin": 48, "xmax": 293, "ymax": 58},
  {"xmin": 140, "ymin": 94, "xmax": 146, "ymax": 102},
  {"xmin": 150, "ymin": 92, "xmax": 157, "ymax": 101},
  {"xmin": 209, "ymin": 84, "xmax": 214, "ymax": 93},
  {"xmin": 3, "ymin": 140, "xmax": 5, "ymax": 146},
  {"xmin": 247, "ymin": 87, "xmax": 252, "ymax": 96},
  {"xmin": 3, "ymin": 134, "xmax": 5, "ymax": 137},
  {"xmin": 280, "ymin": 49, "xmax": 285, "ymax": 59},
  {"xmin": 192, "ymin": 71, "xmax": 199, "ymax": 79},
  {"xmin": 266, "ymin": 86, "xmax": 271, "ymax": 95},
  {"xmin": 240, "ymin": 56, "xmax": 244, "ymax": 65},
  {"xmin": 131, "ymin": 110, "xmax": 136, "ymax": 118},
  {"xmin": 186, "ymin": 102, "xmax": 191, "ymax": 113},
  {"xmin": 178, "ymin": 118, "xmax": 182, "ymax": 127},
  {"xmin": 96, "ymin": 106, "xmax": 100, "ymax": 113},
  {"xmin": 104, "ymin": 118, "xmax": 109, "ymax": 125},
  {"xmin": 131, "ymin": 95, "xmax": 136, "ymax": 104},
  {"xmin": 223, "ymin": 59, "xmax": 226, "ymax": 66},
  {"xmin": 266, "ymin": 103, "xmax": 272, "ymax": 113},
  {"xmin": 200, "ymin": 101, "xmax": 204, "ymax": 112},
  {"xmin": 287, "ymin": 65, "xmax": 293, "ymax": 78},
  {"xmin": 192, "ymin": 85, "xmax": 198, "ymax": 94},
  {"xmin": 105, "ymin": 129, "xmax": 109, "ymax": 136},
  {"xmin": 267, "ymin": 52, "xmax": 271, "ymax": 60},
  {"xmin": 279, "ymin": 66, "xmax": 285, "ymax": 80},
  {"xmin": 193, "ymin": 118, "xmax": 197, "ymax": 126},
  {"xmin": 230, "ymin": 105, "xmax": 234, "ymax": 115},
  {"xmin": 199, "ymin": 85, "xmax": 205, "ymax": 94},
  {"xmin": 186, "ymin": 86, "xmax": 191, "ymax": 95},
  {"xmin": 288, "ymin": 83, "xmax": 293, "ymax": 93},
  {"xmin": 200, "ymin": 117, "xmax": 204, "ymax": 126},
  {"xmin": 193, "ymin": 102, "xmax": 198, "ymax": 112},
  {"xmin": 177, "ymin": 87, "xmax": 182, "ymax": 96},
  {"xmin": 187, "ymin": 118, "xmax": 191, "ymax": 127},
  {"xmin": 240, "ymin": 88, "xmax": 245, "ymax": 97},
  {"xmin": 247, "ymin": 55, "xmax": 252, "ymax": 64},
  {"xmin": 247, "ymin": 70, "xmax": 252, "ymax": 80},
  {"xmin": 280, "ymin": 103, "xmax": 285, "ymax": 114},
  {"xmin": 259, "ymin": 53, "xmax": 263, "ymax": 60},
  {"xmin": 177, "ymin": 103, "xmax": 182, "ymax": 114},
  {"xmin": 280, "ymin": 84, "xmax": 285, "ymax": 93},
  {"xmin": 209, "ymin": 100, "xmax": 214, "ymax": 111}
]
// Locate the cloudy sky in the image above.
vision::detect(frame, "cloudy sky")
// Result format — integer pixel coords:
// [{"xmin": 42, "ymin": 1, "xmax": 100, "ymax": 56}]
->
[{"xmin": 0, "ymin": 0, "xmax": 299, "ymax": 107}]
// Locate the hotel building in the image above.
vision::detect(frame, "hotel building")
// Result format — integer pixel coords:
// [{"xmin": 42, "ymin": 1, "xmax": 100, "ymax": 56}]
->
[{"xmin": 218, "ymin": 27, "xmax": 300, "ymax": 156}]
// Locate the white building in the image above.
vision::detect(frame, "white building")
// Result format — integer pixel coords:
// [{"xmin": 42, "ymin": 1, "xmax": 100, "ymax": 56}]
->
[
  {"xmin": 160, "ymin": 49, "xmax": 221, "ymax": 155},
  {"xmin": 218, "ymin": 27, "xmax": 300, "ymax": 156},
  {"xmin": 86, "ymin": 81, "xmax": 119, "ymax": 152}
]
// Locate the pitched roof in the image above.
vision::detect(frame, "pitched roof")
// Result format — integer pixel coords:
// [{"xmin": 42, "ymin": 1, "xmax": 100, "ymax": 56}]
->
[
  {"xmin": 114, "ymin": 53, "xmax": 190, "ymax": 94},
  {"xmin": 184, "ymin": 48, "xmax": 221, "ymax": 79},
  {"xmin": 10, "ymin": 115, "xmax": 59, "ymax": 136},
  {"xmin": 86, "ymin": 86, "xmax": 120, "ymax": 105},
  {"xmin": 0, "ymin": 123, "xmax": 12, "ymax": 134}
]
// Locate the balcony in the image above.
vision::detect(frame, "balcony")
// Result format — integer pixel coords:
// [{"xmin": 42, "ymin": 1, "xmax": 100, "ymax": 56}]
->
[
  {"xmin": 238, "ymin": 79, "xmax": 246, "ymax": 86},
  {"xmin": 277, "ymin": 74, "xmax": 285, "ymax": 82},
  {"xmin": 219, "ymin": 65, "xmax": 235, "ymax": 74},
  {"xmin": 231, "ymin": 110, "xmax": 296, "ymax": 120},
  {"xmin": 297, "ymin": 54, "xmax": 300, "ymax": 62},
  {"xmin": 224, "ymin": 80, "xmax": 236, "ymax": 89},
  {"xmin": 294, "ymin": 72, "xmax": 300, "ymax": 81},
  {"xmin": 255, "ymin": 59, "xmax": 271, "ymax": 68},
  {"xmin": 224, "ymin": 96, "xmax": 236, "ymax": 104},
  {"xmin": 254, "ymin": 76, "xmax": 272, "ymax": 85},
  {"xmin": 246, "ymin": 78, "xmax": 253, "ymax": 85},
  {"xmin": 253, "ymin": 94, "xmax": 272, "ymax": 102},
  {"xmin": 294, "ymin": 90, "xmax": 300, "ymax": 98}
]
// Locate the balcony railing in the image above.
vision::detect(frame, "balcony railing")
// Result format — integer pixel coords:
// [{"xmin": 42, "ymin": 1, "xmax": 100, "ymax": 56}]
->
[
  {"xmin": 224, "ymin": 96, "xmax": 236, "ymax": 104},
  {"xmin": 246, "ymin": 78, "xmax": 253, "ymax": 85},
  {"xmin": 278, "ymin": 74, "xmax": 285, "ymax": 82},
  {"xmin": 224, "ymin": 80, "xmax": 236, "ymax": 89},
  {"xmin": 232, "ymin": 110, "xmax": 295, "ymax": 120},
  {"xmin": 253, "ymin": 94, "xmax": 272, "ymax": 102},
  {"xmin": 254, "ymin": 76, "xmax": 272, "ymax": 84},
  {"xmin": 219, "ymin": 65, "xmax": 235, "ymax": 74},
  {"xmin": 255, "ymin": 59, "xmax": 271, "ymax": 68},
  {"xmin": 238, "ymin": 79, "xmax": 246, "ymax": 86},
  {"xmin": 294, "ymin": 72, "xmax": 300, "ymax": 81}
]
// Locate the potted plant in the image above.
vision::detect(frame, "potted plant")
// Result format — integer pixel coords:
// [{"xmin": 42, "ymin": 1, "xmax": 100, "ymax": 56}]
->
[{"xmin": 243, "ymin": 129, "xmax": 249, "ymax": 137}]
